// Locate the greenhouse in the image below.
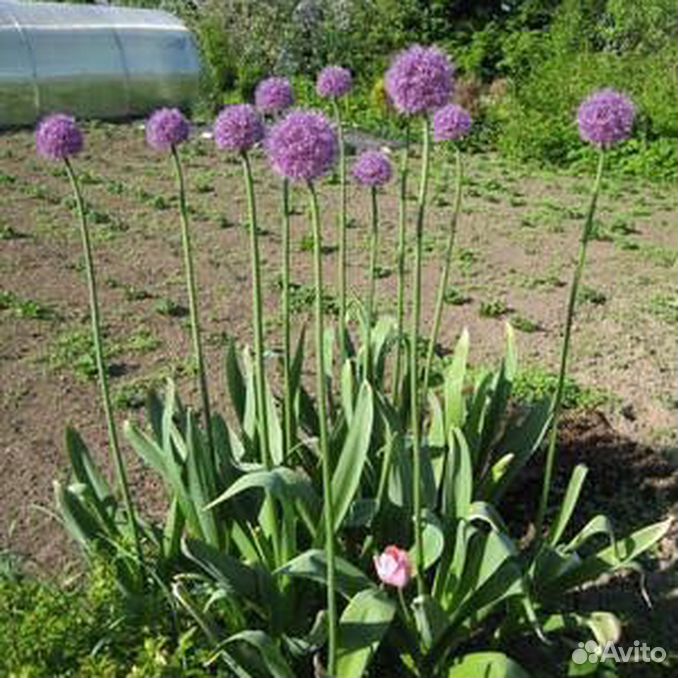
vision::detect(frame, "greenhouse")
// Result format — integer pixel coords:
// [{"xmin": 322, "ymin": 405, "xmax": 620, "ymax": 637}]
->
[{"xmin": 0, "ymin": 0, "xmax": 200, "ymax": 127}]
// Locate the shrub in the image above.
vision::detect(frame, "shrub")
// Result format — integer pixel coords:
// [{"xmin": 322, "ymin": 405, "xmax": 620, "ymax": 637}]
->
[{"xmin": 496, "ymin": 0, "xmax": 678, "ymax": 179}]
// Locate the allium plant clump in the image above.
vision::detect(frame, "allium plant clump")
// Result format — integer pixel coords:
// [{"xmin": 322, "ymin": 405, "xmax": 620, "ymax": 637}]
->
[{"xmin": 37, "ymin": 46, "xmax": 672, "ymax": 678}]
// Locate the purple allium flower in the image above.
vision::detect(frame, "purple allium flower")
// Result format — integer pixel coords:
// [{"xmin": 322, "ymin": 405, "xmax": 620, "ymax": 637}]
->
[
  {"xmin": 214, "ymin": 104, "xmax": 265, "ymax": 153},
  {"xmin": 266, "ymin": 110, "xmax": 338, "ymax": 183},
  {"xmin": 255, "ymin": 77, "xmax": 295, "ymax": 115},
  {"xmin": 385, "ymin": 45, "xmax": 455, "ymax": 116},
  {"xmin": 433, "ymin": 104, "xmax": 472, "ymax": 142},
  {"xmin": 35, "ymin": 114, "xmax": 83, "ymax": 161},
  {"xmin": 577, "ymin": 89, "xmax": 636, "ymax": 148},
  {"xmin": 146, "ymin": 107, "xmax": 190, "ymax": 152},
  {"xmin": 352, "ymin": 150, "xmax": 393, "ymax": 187},
  {"xmin": 316, "ymin": 66, "xmax": 353, "ymax": 99}
]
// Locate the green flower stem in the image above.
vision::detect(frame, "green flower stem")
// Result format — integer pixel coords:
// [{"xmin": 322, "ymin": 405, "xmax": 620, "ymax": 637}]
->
[
  {"xmin": 365, "ymin": 186, "xmax": 379, "ymax": 381},
  {"xmin": 171, "ymin": 147, "xmax": 214, "ymax": 456},
  {"xmin": 241, "ymin": 152, "xmax": 272, "ymax": 470},
  {"xmin": 332, "ymin": 99, "xmax": 348, "ymax": 363},
  {"xmin": 410, "ymin": 117, "xmax": 432, "ymax": 596},
  {"xmin": 392, "ymin": 125, "xmax": 411, "ymax": 402},
  {"xmin": 281, "ymin": 179, "xmax": 294, "ymax": 460},
  {"xmin": 535, "ymin": 150, "xmax": 606, "ymax": 537},
  {"xmin": 242, "ymin": 152, "xmax": 280, "ymax": 567},
  {"xmin": 64, "ymin": 158, "xmax": 143, "ymax": 576},
  {"xmin": 397, "ymin": 588, "xmax": 414, "ymax": 630},
  {"xmin": 422, "ymin": 146, "xmax": 463, "ymax": 393},
  {"xmin": 308, "ymin": 182, "xmax": 337, "ymax": 676}
]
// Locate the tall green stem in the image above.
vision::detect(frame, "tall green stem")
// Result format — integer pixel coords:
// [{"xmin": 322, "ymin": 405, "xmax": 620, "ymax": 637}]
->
[
  {"xmin": 535, "ymin": 151, "xmax": 605, "ymax": 537},
  {"xmin": 364, "ymin": 186, "xmax": 379, "ymax": 381},
  {"xmin": 392, "ymin": 125, "xmax": 411, "ymax": 402},
  {"xmin": 332, "ymin": 99, "xmax": 348, "ymax": 363},
  {"xmin": 171, "ymin": 147, "xmax": 214, "ymax": 456},
  {"xmin": 410, "ymin": 117, "xmax": 431, "ymax": 595},
  {"xmin": 241, "ymin": 152, "xmax": 272, "ymax": 469},
  {"xmin": 308, "ymin": 183, "xmax": 337, "ymax": 675},
  {"xmin": 422, "ymin": 147, "xmax": 463, "ymax": 393},
  {"xmin": 281, "ymin": 179, "xmax": 294, "ymax": 460},
  {"xmin": 64, "ymin": 158, "xmax": 143, "ymax": 575}
]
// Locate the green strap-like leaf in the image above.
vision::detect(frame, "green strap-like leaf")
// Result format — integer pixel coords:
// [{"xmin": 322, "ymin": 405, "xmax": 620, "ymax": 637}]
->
[
  {"xmin": 205, "ymin": 466, "xmax": 320, "ymax": 534},
  {"xmin": 182, "ymin": 537, "xmax": 274, "ymax": 613},
  {"xmin": 548, "ymin": 464, "xmax": 588, "ymax": 546},
  {"xmin": 545, "ymin": 518, "xmax": 672, "ymax": 594},
  {"xmin": 484, "ymin": 398, "xmax": 551, "ymax": 503},
  {"xmin": 335, "ymin": 588, "xmax": 396, "ymax": 678},
  {"xmin": 224, "ymin": 630, "xmax": 295, "ymax": 678},
  {"xmin": 341, "ymin": 358, "xmax": 356, "ymax": 425},
  {"xmin": 447, "ymin": 652, "xmax": 529, "ymax": 678},
  {"xmin": 225, "ymin": 338, "xmax": 247, "ymax": 423},
  {"xmin": 274, "ymin": 549, "xmax": 374, "ymax": 599},
  {"xmin": 412, "ymin": 594, "xmax": 449, "ymax": 651},
  {"xmin": 444, "ymin": 328, "xmax": 469, "ymax": 429},
  {"xmin": 65, "ymin": 427, "xmax": 113, "ymax": 503},
  {"xmin": 409, "ymin": 510, "xmax": 445, "ymax": 572},
  {"xmin": 442, "ymin": 427, "xmax": 472, "ymax": 523},
  {"xmin": 331, "ymin": 382, "xmax": 374, "ymax": 533},
  {"xmin": 265, "ymin": 376, "xmax": 284, "ymax": 466},
  {"xmin": 565, "ymin": 514, "xmax": 617, "ymax": 555}
]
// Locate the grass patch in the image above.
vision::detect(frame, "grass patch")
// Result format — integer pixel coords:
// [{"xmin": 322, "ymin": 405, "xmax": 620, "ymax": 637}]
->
[
  {"xmin": 512, "ymin": 314, "xmax": 541, "ymax": 333},
  {"xmin": 648, "ymin": 294, "xmax": 678, "ymax": 324},
  {"xmin": 46, "ymin": 326, "xmax": 161, "ymax": 380},
  {"xmin": 443, "ymin": 286, "xmax": 471, "ymax": 306},
  {"xmin": 479, "ymin": 298, "xmax": 510, "ymax": 318},
  {"xmin": 0, "ymin": 290, "xmax": 58, "ymax": 320},
  {"xmin": 286, "ymin": 282, "xmax": 338, "ymax": 316},
  {"xmin": 512, "ymin": 366, "xmax": 610, "ymax": 411},
  {"xmin": 155, "ymin": 298, "xmax": 188, "ymax": 318},
  {"xmin": 113, "ymin": 362, "xmax": 191, "ymax": 410},
  {"xmin": 578, "ymin": 285, "xmax": 607, "ymax": 305},
  {"xmin": 0, "ymin": 222, "xmax": 27, "ymax": 240}
]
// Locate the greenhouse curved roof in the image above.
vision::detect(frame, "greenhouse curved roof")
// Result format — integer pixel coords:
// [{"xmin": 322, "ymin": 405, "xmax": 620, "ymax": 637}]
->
[{"xmin": 0, "ymin": 0, "xmax": 201, "ymax": 127}]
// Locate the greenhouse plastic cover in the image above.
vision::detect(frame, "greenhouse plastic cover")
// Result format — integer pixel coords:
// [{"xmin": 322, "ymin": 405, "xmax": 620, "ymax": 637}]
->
[{"xmin": 0, "ymin": 0, "xmax": 201, "ymax": 127}]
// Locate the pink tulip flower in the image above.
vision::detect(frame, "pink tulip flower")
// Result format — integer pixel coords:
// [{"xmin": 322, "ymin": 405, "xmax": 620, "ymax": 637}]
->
[{"xmin": 373, "ymin": 546, "xmax": 412, "ymax": 589}]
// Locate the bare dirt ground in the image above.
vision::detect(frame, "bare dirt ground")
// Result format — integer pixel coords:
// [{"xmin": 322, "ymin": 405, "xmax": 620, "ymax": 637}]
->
[{"xmin": 1, "ymin": 122, "xmax": 676, "ymax": 578}]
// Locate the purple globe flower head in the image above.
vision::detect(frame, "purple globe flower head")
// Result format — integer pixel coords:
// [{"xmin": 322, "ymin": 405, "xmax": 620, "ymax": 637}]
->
[
  {"xmin": 266, "ymin": 110, "xmax": 338, "ymax": 183},
  {"xmin": 146, "ymin": 107, "xmax": 190, "ymax": 152},
  {"xmin": 214, "ymin": 104, "xmax": 265, "ymax": 153},
  {"xmin": 577, "ymin": 89, "xmax": 636, "ymax": 148},
  {"xmin": 385, "ymin": 45, "xmax": 455, "ymax": 116},
  {"xmin": 433, "ymin": 104, "xmax": 472, "ymax": 142},
  {"xmin": 316, "ymin": 66, "xmax": 353, "ymax": 99},
  {"xmin": 255, "ymin": 77, "xmax": 295, "ymax": 115},
  {"xmin": 35, "ymin": 113, "xmax": 83, "ymax": 161},
  {"xmin": 352, "ymin": 150, "xmax": 393, "ymax": 187}
]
